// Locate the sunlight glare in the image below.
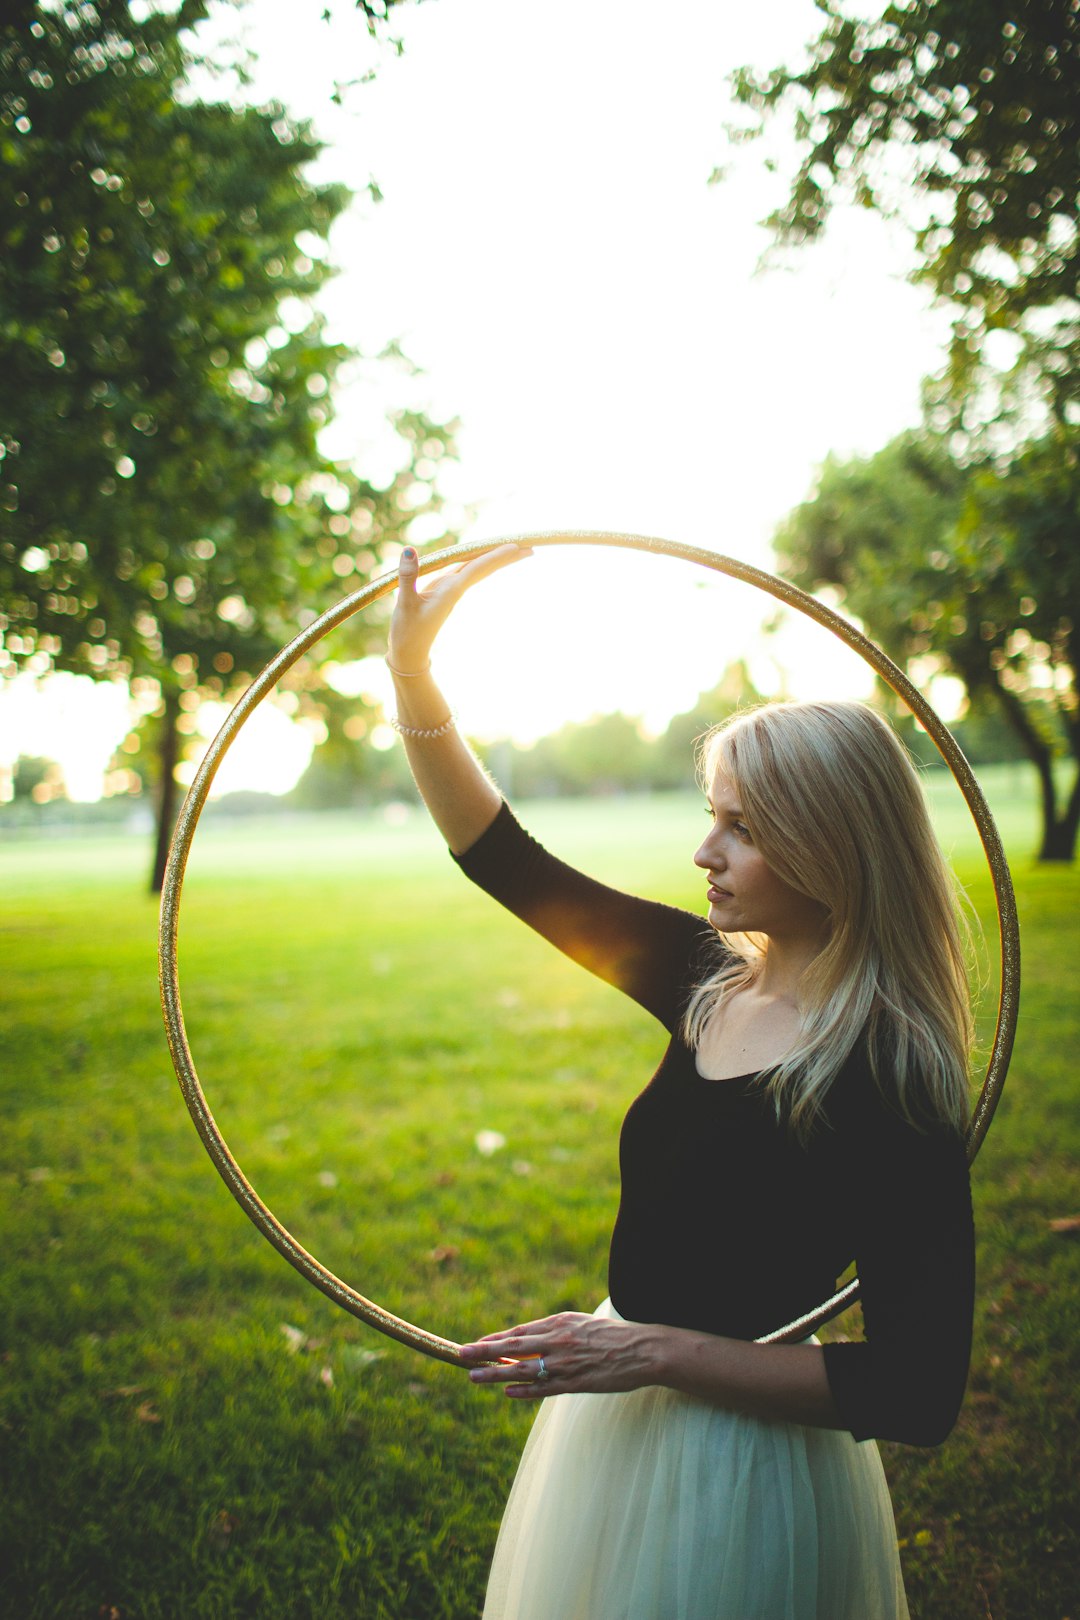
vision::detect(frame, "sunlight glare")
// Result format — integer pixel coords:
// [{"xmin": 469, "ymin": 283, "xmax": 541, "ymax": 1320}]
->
[
  {"xmin": 180, "ymin": 700, "xmax": 319, "ymax": 796},
  {"xmin": 0, "ymin": 673, "xmax": 137, "ymax": 803}
]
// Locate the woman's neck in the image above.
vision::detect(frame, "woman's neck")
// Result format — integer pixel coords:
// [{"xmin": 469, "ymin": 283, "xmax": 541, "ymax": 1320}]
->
[{"xmin": 754, "ymin": 930, "xmax": 825, "ymax": 1005}]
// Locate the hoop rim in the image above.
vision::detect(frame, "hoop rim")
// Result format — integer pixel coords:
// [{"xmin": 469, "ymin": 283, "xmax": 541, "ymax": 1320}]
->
[{"xmin": 158, "ymin": 531, "xmax": 1020, "ymax": 1358}]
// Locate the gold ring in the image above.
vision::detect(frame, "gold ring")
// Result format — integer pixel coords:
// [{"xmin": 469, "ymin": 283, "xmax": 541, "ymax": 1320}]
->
[{"xmin": 158, "ymin": 532, "xmax": 1020, "ymax": 1361}]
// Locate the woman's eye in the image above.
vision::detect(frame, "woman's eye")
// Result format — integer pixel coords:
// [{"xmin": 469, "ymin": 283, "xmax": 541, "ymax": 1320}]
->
[
  {"xmin": 703, "ymin": 805, "xmax": 716, "ymax": 820},
  {"xmin": 734, "ymin": 822, "xmax": 752, "ymax": 841}
]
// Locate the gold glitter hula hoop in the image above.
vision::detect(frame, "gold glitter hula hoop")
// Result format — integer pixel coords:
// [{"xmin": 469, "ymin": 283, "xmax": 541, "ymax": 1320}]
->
[{"xmin": 159, "ymin": 533, "xmax": 1020, "ymax": 1362}]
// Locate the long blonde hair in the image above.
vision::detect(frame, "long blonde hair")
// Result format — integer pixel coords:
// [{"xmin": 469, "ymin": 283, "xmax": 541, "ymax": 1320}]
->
[{"xmin": 682, "ymin": 701, "xmax": 973, "ymax": 1139}]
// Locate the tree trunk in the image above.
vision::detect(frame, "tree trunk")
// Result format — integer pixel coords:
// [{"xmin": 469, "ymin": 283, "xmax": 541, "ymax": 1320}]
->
[
  {"xmin": 1031, "ymin": 749, "xmax": 1061, "ymax": 859},
  {"xmin": 150, "ymin": 688, "xmax": 182, "ymax": 895},
  {"xmin": 991, "ymin": 681, "xmax": 1075, "ymax": 863},
  {"xmin": 1038, "ymin": 765, "xmax": 1080, "ymax": 862}
]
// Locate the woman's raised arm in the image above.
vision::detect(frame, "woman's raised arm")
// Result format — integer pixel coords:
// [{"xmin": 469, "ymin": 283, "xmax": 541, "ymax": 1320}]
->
[{"xmin": 385, "ymin": 543, "xmax": 531, "ymax": 854}]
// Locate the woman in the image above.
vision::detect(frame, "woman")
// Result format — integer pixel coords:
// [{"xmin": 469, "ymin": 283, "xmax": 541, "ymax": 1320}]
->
[{"xmin": 386, "ymin": 542, "xmax": 975, "ymax": 1620}]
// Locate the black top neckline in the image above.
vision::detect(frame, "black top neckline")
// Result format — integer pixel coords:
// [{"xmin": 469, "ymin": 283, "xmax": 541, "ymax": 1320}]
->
[{"xmin": 692, "ymin": 1062, "xmax": 763, "ymax": 1086}]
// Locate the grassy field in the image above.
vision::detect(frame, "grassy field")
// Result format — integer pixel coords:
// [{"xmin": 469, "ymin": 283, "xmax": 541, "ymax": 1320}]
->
[{"xmin": 1, "ymin": 768, "xmax": 1077, "ymax": 1620}]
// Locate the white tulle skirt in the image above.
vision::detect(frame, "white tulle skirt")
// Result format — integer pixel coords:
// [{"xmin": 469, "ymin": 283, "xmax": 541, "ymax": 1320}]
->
[{"xmin": 482, "ymin": 1300, "xmax": 909, "ymax": 1620}]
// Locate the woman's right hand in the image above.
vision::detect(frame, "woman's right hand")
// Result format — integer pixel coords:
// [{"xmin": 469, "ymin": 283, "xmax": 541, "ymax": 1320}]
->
[{"xmin": 387, "ymin": 542, "xmax": 532, "ymax": 675}]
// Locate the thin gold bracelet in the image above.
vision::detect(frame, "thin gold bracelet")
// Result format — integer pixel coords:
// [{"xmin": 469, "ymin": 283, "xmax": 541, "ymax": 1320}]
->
[{"xmin": 385, "ymin": 657, "xmax": 431, "ymax": 678}]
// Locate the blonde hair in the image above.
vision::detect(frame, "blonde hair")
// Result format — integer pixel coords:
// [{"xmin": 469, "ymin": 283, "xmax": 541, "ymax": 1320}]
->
[{"xmin": 682, "ymin": 701, "xmax": 973, "ymax": 1139}]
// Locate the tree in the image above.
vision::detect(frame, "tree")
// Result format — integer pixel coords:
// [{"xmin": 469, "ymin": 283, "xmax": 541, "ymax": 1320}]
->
[
  {"xmin": 0, "ymin": 1, "xmax": 453, "ymax": 888},
  {"xmin": 775, "ymin": 427, "xmax": 1080, "ymax": 859},
  {"xmin": 730, "ymin": 0, "xmax": 1080, "ymax": 426},
  {"xmin": 285, "ymin": 685, "xmax": 414, "ymax": 808},
  {"xmin": 730, "ymin": 0, "xmax": 1079, "ymax": 856},
  {"xmin": 493, "ymin": 712, "xmax": 655, "ymax": 799},
  {"xmin": 10, "ymin": 754, "xmax": 63, "ymax": 805},
  {"xmin": 651, "ymin": 661, "xmax": 770, "ymax": 789},
  {"xmin": 957, "ymin": 428, "xmax": 1080, "ymax": 856}
]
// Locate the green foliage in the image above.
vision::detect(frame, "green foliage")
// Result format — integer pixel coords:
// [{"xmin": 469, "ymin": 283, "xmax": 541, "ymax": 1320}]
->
[
  {"xmin": 775, "ymin": 432, "xmax": 969, "ymax": 667},
  {"xmin": 0, "ymin": 2, "xmax": 449, "ymax": 688},
  {"xmin": 486, "ymin": 711, "xmax": 655, "ymax": 799},
  {"xmin": 0, "ymin": 1, "xmax": 456, "ymax": 882},
  {"xmin": 0, "ymin": 786, "xmax": 1075, "ymax": 1619},
  {"xmin": 9, "ymin": 753, "xmax": 56, "ymax": 801},
  {"xmin": 900, "ymin": 696, "xmax": 1059, "ymax": 770},
  {"xmin": 776, "ymin": 426, "xmax": 1080, "ymax": 857},
  {"xmin": 650, "ymin": 658, "xmax": 770, "ymax": 785},
  {"xmin": 731, "ymin": 0, "xmax": 1079, "ymax": 422},
  {"xmin": 287, "ymin": 686, "xmax": 415, "ymax": 809}
]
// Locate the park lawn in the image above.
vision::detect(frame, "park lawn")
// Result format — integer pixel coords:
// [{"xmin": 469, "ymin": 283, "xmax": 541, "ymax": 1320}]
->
[{"xmin": 0, "ymin": 773, "xmax": 1077, "ymax": 1620}]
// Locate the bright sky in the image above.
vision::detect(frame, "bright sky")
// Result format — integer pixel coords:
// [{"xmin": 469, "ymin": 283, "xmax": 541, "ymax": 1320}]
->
[{"xmin": 2, "ymin": 0, "xmax": 957, "ymax": 800}]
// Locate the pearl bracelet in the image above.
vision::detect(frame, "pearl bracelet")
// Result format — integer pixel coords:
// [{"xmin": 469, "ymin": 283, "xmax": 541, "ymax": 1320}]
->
[
  {"xmin": 390, "ymin": 713, "xmax": 456, "ymax": 739},
  {"xmin": 385, "ymin": 657, "xmax": 431, "ymax": 678}
]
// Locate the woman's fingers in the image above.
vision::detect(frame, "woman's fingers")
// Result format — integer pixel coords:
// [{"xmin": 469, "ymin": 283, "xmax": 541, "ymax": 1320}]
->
[
  {"xmin": 460, "ymin": 1311, "xmax": 583, "ymax": 1357},
  {"xmin": 460, "ymin": 1339, "xmax": 542, "ymax": 1365},
  {"xmin": 388, "ymin": 543, "xmax": 531, "ymax": 666},
  {"xmin": 466, "ymin": 1346, "xmax": 589, "ymax": 1396},
  {"xmin": 455, "ymin": 540, "xmax": 533, "ymax": 579},
  {"xmin": 386, "ymin": 547, "xmax": 435, "ymax": 671},
  {"xmin": 430, "ymin": 542, "xmax": 532, "ymax": 604},
  {"xmin": 460, "ymin": 1312, "xmax": 656, "ymax": 1399},
  {"xmin": 396, "ymin": 546, "xmax": 420, "ymax": 592},
  {"xmin": 459, "ymin": 1314, "xmax": 596, "ymax": 1381},
  {"xmin": 463, "ymin": 1318, "xmax": 552, "ymax": 1345}
]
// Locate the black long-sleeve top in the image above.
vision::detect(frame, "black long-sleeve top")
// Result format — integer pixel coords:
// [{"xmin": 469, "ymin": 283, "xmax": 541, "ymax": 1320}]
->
[{"xmin": 453, "ymin": 802, "xmax": 975, "ymax": 1448}]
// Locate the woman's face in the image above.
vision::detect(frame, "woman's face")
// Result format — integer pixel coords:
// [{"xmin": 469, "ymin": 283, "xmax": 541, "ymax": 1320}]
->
[{"xmin": 694, "ymin": 770, "xmax": 825, "ymax": 942}]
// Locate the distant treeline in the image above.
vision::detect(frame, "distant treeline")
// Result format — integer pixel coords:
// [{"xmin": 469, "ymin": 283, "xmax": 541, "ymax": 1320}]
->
[
  {"xmin": 288, "ymin": 662, "xmax": 1039, "ymax": 810},
  {"xmin": 0, "ymin": 664, "xmax": 1046, "ymax": 833}
]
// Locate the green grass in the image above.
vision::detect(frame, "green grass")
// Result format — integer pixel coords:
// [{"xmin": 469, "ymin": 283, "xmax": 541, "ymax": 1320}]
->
[{"xmin": 0, "ymin": 771, "xmax": 1076, "ymax": 1619}]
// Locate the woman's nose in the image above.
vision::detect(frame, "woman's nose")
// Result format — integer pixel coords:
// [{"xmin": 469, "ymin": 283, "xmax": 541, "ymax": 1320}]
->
[{"xmin": 694, "ymin": 835, "xmax": 723, "ymax": 871}]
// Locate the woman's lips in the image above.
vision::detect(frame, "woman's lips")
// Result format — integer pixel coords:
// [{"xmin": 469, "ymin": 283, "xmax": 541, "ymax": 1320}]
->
[{"xmin": 707, "ymin": 885, "xmax": 732, "ymax": 902}]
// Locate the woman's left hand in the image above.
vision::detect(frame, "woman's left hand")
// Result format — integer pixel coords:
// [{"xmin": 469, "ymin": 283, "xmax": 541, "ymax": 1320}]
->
[{"xmin": 458, "ymin": 1311, "xmax": 665, "ymax": 1400}]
